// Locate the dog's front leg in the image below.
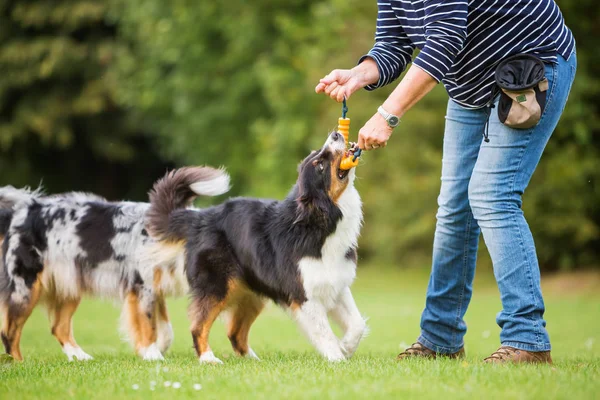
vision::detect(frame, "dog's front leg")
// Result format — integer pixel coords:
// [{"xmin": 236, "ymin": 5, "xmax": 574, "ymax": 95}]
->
[
  {"xmin": 329, "ymin": 288, "xmax": 368, "ymax": 359},
  {"xmin": 292, "ymin": 300, "xmax": 345, "ymax": 362}
]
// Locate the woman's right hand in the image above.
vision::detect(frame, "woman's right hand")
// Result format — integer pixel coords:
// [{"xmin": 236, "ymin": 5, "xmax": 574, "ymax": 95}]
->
[{"xmin": 315, "ymin": 59, "xmax": 379, "ymax": 102}]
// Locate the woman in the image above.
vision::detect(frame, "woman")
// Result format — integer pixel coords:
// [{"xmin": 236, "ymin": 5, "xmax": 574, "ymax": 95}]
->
[{"xmin": 316, "ymin": 0, "xmax": 576, "ymax": 364}]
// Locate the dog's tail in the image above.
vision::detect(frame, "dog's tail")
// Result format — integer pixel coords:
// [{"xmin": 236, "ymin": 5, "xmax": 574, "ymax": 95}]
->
[
  {"xmin": 147, "ymin": 166, "xmax": 230, "ymax": 243},
  {"xmin": 0, "ymin": 185, "xmax": 42, "ymax": 210}
]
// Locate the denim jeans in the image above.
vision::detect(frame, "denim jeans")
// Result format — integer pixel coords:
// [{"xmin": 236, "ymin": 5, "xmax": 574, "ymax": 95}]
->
[{"xmin": 419, "ymin": 50, "xmax": 577, "ymax": 354}]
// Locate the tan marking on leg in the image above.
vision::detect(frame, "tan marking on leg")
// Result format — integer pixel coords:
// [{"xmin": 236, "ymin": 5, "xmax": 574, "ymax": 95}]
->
[
  {"xmin": 1, "ymin": 280, "xmax": 42, "ymax": 361},
  {"xmin": 50, "ymin": 298, "xmax": 81, "ymax": 347},
  {"xmin": 227, "ymin": 291, "xmax": 265, "ymax": 356},
  {"xmin": 189, "ymin": 297, "xmax": 226, "ymax": 358},
  {"xmin": 124, "ymin": 291, "xmax": 157, "ymax": 352},
  {"xmin": 157, "ymin": 296, "xmax": 169, "ymax": 322},
  {"xmin": 153, "ymin": 269, "xmax": 163, "ymax": 292},
  {"xmin": 189, "ymin": 279, "xmax": 245, "ymax": 358}
]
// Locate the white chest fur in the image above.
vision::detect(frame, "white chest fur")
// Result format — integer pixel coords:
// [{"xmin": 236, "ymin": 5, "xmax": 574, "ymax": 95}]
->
[{"xmin": 298, "ymin": 184, "xmax": 362, "ymax": 310}]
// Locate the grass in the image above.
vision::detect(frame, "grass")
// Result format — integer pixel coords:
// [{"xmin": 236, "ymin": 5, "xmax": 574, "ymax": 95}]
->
[{"xmin": 0, "ymin": 266, "xmax": 598, "ymax": 400}]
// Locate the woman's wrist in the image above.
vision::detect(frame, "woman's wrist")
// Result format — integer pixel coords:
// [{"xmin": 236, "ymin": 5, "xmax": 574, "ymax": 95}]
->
[
  {"xmin": 352, "ymin": 58, "xmax": 380, "ymax": 88},
  {"xmin": 381, "ymin": 99, "xmax": 405, "ymax": 119}
]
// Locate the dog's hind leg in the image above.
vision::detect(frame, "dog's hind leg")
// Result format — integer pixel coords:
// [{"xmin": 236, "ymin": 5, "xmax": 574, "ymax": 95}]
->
[
  {"xmin": 189, "ymin": 296, "xmax": 227, "ymax": 364},
  {"xmin": 49, "ymin": 298, "xmax": 93, "ymax": 361},
  {"xmin": 123, "ymin": 289, "xmax": 162, "ymax": 361},
  {"xmin": 155, "ymin": 296, "xmax": 173, "ymax": 354},
  {"xmin": 1, "ymin": 281, "xmax": 41, "ymax": 361},
  {"xmin": 152, "ymin": 269, "xmax": 173, "ymax": 354},
  {"xmin": 227, "ymin": 293, "xmax": 265, "ymax": 360}
]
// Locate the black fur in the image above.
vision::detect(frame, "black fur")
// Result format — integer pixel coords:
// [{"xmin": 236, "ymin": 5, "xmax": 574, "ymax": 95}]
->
[
  {"xmin": 8, "ymin": 202, "xmax": 49, "ymax": 289},
  {"xmin": 0, "ymin": 209, "xmax": 13, "ymax": 236},
  {"xmin": 345, "ymin": 248, "xmax": 357, "ymax": 263},
  {"xmin": 75, "ymin": 203, "xmax": 120, "ymax": 268}
]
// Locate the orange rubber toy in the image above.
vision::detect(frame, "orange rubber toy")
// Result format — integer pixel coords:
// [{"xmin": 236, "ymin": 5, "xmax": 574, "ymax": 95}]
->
[{"xmin": 338, "ymin": 99, "xmax": 361, "ymax": 170}]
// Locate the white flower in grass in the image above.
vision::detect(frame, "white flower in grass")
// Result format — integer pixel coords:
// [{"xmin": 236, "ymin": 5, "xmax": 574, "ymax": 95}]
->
[
  {"xmin": 193, "ymin": 384, "xmax": 203, "ymax": 391},
  {"xmin": 164, "ymin": 381, "xmax": 172, "ymax": 387},
  {"xmin": 132, "ymin": 384, "xmax": 139, "ymax": 390},
  {"xmin": 173, "ymin": 382, "xmax": 181, "ymax": 389},
  {"xmin": 585, "ymin": 338, "xmax": 594, "ymax": 350},
  {"xmin": 162, "ymin": 367, "xmax": 169, "ymax": 373},
  {"xmin": 150, "ymin": 380, "xmax": 156, "ymax": 386}
]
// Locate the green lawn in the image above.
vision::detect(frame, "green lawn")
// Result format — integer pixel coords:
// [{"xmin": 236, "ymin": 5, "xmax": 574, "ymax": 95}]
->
[{"xmin": 1, "ymin": 266, "xmax": 598, "ymax": 400}]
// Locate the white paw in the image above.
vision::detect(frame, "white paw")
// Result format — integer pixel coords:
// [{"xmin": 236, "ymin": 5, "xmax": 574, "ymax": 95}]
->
[
  {"xmin": 342, "ymin": 320, "xmax": 368, "ymax": 358},
  {"xmin": 341, "ymin": 341, "xmax": 357, "ymax": 358},
  {"xmin": 140, "ymin": 343, "xmax": 164, "ymax": 361},
  {"xmin": 323, "ymin": 347, "xmax": 346, "ymax": 362},
  {"xmin": 199, "ymin": 351, "xmax": 223, "ymax": 364},
  {"xmin": 157, "ymin": 322, "xmax": 174, "ymax": 353},
  {"xmin": 63, "ymin": 343, "xmax": 93, "ymax": 361},
  {"xmin": 245, "ymin": 348, "xmax": 260, "ymax": 360}
]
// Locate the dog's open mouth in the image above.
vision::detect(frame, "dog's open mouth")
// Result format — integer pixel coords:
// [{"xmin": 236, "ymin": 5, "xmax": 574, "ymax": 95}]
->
[{"xmin": 337, "ymin": 165, "xmax": 350, "ymax": 180}]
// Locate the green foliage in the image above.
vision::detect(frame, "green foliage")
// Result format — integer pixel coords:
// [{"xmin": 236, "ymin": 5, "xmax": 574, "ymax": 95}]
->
[{"xmin": 0, "ymin": 0, "xmax": 170, "ymax": 199}]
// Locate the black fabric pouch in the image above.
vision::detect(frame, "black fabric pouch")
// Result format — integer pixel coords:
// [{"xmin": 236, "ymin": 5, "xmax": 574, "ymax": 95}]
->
[{"xmin": 495, "ymin": 54, "xmax": 548, "ymax": 129}]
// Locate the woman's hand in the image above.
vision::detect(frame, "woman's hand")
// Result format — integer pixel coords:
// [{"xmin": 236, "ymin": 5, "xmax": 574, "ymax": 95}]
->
[
  {"xmin": 315, "ymin": 59, "xmax": 379, "ymax": 102},
  {"xmin": 358, "ymin": 112, "xmax": 393, "ymax": 150},
  {"xmin": 315, "ymin": 69, "xmax": 363, "ymax": 102}
]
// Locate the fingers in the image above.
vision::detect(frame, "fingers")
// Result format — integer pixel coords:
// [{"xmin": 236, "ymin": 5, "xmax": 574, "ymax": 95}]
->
[
  {"xmin": 357, "ymin": 130, "xmax": 366, "ymax": 150},
  {"xmin": 324, "ymin": 82, "xmax": 339, "ymax": 95},
  {"xmin": 336, "ymin": 87, "xmax": 349, "ymax": 103},
  {"xmin": 320, "ymin": 69, "xmax": 342, "ymax": 85},
  {"xmin": 330, "ymin": 85, "xmax": 349, "ymax": 103},
  {"xmin": 315, "ymin": 82, "xmax": 326, "ymax": 93},
  {"xmin": 358, "ymin": 127, "xmax": 391, "ymax": 151}
]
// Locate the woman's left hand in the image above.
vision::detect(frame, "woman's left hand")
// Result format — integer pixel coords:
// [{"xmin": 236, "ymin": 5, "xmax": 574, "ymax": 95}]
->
[{"xmin": 358, "ymin": 112, "xmax": 393, "ymax": 150}]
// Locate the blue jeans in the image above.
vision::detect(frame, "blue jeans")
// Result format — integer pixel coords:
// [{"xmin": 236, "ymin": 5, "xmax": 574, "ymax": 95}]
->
[{"xmin": 419, "ymin": 51, "xmax": 577, "ymax": 354}]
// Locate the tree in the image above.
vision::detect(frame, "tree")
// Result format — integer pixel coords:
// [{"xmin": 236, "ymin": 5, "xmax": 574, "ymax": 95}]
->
[{"xmin": 0, "ymin": 0, "xmax": 171, "ymax": 199}]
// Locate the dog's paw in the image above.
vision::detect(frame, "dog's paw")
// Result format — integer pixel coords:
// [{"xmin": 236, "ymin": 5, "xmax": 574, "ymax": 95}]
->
[
  {"xmin": 324, "ymin": 348, "xmax": 346, "ymax": 362},
  {"xmin": 245, "ymin": 348, "xmax": 260, "ymax": 360},
  {"xmin": 63, "ymin": 344, "xmax": 94, "ymax": 362},
  {"xmin": 157, "ymin": 322, "xmax": 174, "ymax": 353},
  {"xmin": 141, "ymin": 343, "xmax": 164, "ymax": 361},
  {"xmin": 199, "ymin": 351, "xmax": 223, "ymax": 364}
]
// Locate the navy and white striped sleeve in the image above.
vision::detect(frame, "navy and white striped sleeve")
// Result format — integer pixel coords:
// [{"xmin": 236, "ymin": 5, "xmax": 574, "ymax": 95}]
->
[
  {"xmin": 413, "ymin": 0, "xmax": 468, "ymax": 82},
  {"xmin": 358, "ymin": 1, "xmax": 416, "ymax": 90}
]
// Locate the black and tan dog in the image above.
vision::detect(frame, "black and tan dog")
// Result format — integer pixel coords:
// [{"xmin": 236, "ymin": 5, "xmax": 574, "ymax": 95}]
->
[{"xmin": 145, "ymin": 132, "xmax": 367, "ymax": 363}]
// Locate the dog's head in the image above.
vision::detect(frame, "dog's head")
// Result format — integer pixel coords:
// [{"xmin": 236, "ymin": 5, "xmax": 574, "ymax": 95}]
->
[{"xmin": 294, "ymin": 132, "xmax": 356, "ymax": 225}]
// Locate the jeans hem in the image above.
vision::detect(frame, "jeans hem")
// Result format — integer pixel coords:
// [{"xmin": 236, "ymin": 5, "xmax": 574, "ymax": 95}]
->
[
  {"xmin": 501, "ymin": 341, "xmax": 551, "ymax": 352},
  {"xmin": 418, "ymin": 334, "xmax": 464, "ymax": 354}
]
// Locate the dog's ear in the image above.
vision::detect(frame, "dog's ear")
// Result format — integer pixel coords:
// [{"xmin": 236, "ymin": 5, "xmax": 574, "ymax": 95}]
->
[{"xmin": 297, "ymin": 150, "xmax": 318, "ymax": 173}]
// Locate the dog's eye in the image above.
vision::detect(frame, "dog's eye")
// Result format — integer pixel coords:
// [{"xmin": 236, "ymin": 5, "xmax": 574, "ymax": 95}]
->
[{"xmin": 318, "ymin": 162, "xmax": 324, "ymax": 172}]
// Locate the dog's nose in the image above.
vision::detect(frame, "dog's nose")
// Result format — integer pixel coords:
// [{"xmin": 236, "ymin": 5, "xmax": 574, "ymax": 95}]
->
[{"xmin": 331, "ymin": 132, "xmax": 341, "ymax": 141}]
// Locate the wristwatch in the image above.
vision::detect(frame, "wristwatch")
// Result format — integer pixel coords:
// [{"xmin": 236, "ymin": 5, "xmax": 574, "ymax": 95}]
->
[{"xmin": 377, "ymin": 106, "xmax": 400, "ymax": 128}]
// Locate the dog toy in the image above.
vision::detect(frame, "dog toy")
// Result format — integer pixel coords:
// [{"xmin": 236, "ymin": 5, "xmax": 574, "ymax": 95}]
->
[{"xmin": 338, "ymin": 98, "xmax": 362, "ymax": 170}]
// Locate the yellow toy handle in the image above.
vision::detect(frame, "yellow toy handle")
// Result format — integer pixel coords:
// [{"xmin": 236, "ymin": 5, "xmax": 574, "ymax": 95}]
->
[{"xmin": 338, "ymin": 116, "xmax": 361, "ymax": 170}]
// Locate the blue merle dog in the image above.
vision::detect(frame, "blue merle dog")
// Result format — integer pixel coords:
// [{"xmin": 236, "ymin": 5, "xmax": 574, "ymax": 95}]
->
[{"xmin": 0, "ymin": 168, "xmax": 229, "ymax": 361}]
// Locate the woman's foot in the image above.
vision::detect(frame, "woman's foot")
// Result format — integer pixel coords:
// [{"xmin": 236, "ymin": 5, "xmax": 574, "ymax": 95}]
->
[
  {"xmin": 484, "ymin": 346, "xmax": 552, "ymax": 364},
  {"xmin": 397, "ymin": 342, "xmax": 465, "ymax": 360}
]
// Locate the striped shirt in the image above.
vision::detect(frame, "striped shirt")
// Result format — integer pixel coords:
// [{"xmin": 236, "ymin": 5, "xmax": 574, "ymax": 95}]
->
[{"xmin": 360, "ymin": 0, "xmax": 575, "ymax": 108}]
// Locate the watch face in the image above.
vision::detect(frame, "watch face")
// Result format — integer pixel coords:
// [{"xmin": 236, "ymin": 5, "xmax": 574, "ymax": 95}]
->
[{"xmin": 388, "ymin": 116, "xmax": 399, "ymax": 127}]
